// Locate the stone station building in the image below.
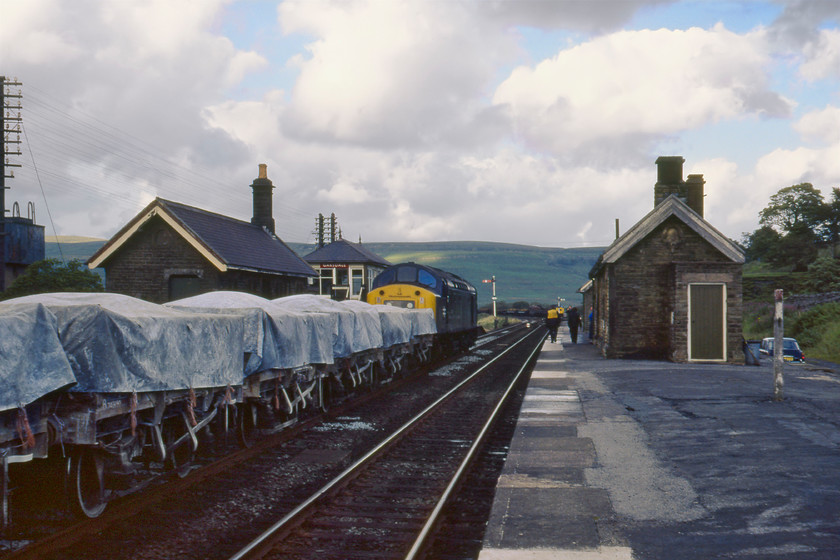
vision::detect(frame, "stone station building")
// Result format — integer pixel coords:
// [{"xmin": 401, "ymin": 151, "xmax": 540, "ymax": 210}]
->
[{"xmin": 588, "ymin": 156, "xmax": 745, "ymax": 363}]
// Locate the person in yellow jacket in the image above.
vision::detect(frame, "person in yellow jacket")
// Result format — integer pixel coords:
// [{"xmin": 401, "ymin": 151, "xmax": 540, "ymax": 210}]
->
[{"xmin": 545, "ymin": 306, "xmax": 560, "ymax": 343}]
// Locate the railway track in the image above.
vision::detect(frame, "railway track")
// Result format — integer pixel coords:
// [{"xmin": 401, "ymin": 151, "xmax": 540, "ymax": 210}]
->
[
  {"xmin": 229, "ymin": 326, "xmax": 543, "ymax": 560},
  {"xmin": 1, "ymin": 324, "xmax": 540, "ymax": 560}
]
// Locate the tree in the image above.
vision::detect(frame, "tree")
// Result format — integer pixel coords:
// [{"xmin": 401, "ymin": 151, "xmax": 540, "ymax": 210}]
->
[
  {"xmin": 742, "ymin": 225, "xmax": 781, "ymax": 263},
  {"xmin": 759, "ymin": 183, "xmax": 824, "ymax": 234},
  {"xmin": 817, "ymin": 187, "xmax": 840, "ymax": 256},
  {"xmin": 1, "ymin": 259, "xmax": 104, "ymax": 300}
]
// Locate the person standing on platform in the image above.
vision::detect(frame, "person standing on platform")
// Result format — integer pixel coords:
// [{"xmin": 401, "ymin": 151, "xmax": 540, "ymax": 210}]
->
[
  {"xmin": 545, "ymin": 306, "xmax": 560, "ymax": 343},
  {"xmin": 567, "ymin": 306, "xmax": 582, "ymax": 344}
]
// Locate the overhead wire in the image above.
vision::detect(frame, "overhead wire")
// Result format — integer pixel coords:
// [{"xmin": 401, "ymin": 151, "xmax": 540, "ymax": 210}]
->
[
  {"xmin": 17, "ymin": 85, "xmax": 314, "ymax": 233},
  {"xmin": 21, "ymin": 123, "xmax": 65, "ymax": 263}
]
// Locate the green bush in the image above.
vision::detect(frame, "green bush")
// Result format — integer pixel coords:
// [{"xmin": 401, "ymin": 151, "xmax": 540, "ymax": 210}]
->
[
  {"xmin": 745, "ymin": 301, "xmax": 840, "ymax": 364},
  {"xmin": 1, "ymin": 258, "xmax": 104, "ymax": 300}
]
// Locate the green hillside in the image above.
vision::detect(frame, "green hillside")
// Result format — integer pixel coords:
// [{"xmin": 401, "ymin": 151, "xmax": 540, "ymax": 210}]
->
[
  {"xmin": 46, "ymin": 240, "xmax": 108, "ymax": 262},
  {"xmin": 291, "ymin": 241, "xmax": 602, "ymax": 307},
  {"xmin": 46, "ymin": 237, "xmax": 603, "ymax": 307}
]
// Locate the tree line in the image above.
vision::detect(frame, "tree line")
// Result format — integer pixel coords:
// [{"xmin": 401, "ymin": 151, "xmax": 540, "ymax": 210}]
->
[{"xmin": 742, "ymin": 183, "xmax": 840, "ymax": 292}]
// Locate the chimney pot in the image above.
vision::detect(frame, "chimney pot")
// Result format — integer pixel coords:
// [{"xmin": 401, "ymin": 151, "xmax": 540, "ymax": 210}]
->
[{"xmin": 258, "ymin": 163, "xmax": 267, "ymax": 179}]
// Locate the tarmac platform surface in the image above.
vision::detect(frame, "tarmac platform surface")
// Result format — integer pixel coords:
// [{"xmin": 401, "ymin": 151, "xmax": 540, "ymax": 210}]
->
[{"xmin": 479, "ymin": 329, "xmax": 840, "ymax": 560}]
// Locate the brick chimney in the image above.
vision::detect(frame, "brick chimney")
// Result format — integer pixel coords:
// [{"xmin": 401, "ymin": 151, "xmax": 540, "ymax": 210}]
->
[
  {"xmin": 653, "ymin": 156, "xmax": 704, "ymax": 217},
  {"xmin": 250, "ymin": 163, "xmax": 275, "ymax": 234},
  {"xmin": 654, "ymin": 156, "xmax": 685, "ymax": 206},
  {"xmin": 686, "ymin": 173, "xmax": 705, "ymax": 217}
]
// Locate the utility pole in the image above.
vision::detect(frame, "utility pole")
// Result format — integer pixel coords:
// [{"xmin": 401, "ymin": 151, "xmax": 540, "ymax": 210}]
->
[
  {"xmin": 1, "ymin": 76, "xmax": 24, "ymax": 292},
  {"xmin": 315, "ymin": 213, "xmax": 325, "ymax": 248}
]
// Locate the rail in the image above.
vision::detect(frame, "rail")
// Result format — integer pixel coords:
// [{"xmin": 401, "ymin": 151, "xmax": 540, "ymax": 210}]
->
[{"xmin": 227, "ymin": 326, "xmax": 543, "ymax": 560}]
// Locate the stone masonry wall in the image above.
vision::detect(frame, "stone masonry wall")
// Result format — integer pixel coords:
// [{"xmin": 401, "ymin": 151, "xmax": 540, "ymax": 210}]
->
[{"xmin": 603, "ymin": 216, "xmax": 742, "ymax": 361}]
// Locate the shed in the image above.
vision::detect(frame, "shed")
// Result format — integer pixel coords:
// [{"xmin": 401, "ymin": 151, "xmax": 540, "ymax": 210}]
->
[
  {"xmin": 589, "ymin": 157, "xmax": 745, "ymax": 363},
  {"xmin": 304, "ymin": 238, "xmax": 391, "ymax": 300},
  {"xmin": 87, "ymin": 165, "xmax": 316, "ymax": 303}
]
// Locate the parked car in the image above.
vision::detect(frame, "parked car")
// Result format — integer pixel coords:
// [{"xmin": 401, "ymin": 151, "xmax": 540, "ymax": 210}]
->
[{"xmin": 759, "ymin": 337, "xmax": 805, "ymax": 363}]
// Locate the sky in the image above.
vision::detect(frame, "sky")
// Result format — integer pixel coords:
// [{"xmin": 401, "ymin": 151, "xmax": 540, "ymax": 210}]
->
[{"xmin": 2, "ymin": 0, "xmax": 839, "ymax": 248}]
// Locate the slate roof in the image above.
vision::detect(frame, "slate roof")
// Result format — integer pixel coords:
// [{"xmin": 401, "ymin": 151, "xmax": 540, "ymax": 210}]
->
[
  {"xmin": 589, "ymin": 194, "xmax": 744, "ymax": 277},
  {"xmin": 88, "ymin": 198, "xmax": 316, "ymax": 278},
  {"xmin": 304, "ymin": 238, "xmax": 391, "ymax": 267}
]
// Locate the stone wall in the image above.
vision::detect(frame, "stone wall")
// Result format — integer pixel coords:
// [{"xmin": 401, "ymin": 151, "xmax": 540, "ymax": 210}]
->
[{"xmin": 596, "ymin": 216, "xmax": 743, "ymax": 362}]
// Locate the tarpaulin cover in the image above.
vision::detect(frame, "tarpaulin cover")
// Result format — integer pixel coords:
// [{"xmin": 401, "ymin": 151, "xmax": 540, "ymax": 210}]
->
[
  {"xmin": 4, "ymin": 293, "xmax": 243, "ymax": 393},
  {"xmin": 337, "ymin": 300, "xmax": 384, "ymax": 350},
  {"xmin": 340, "ymin": 300, "xmax": 411, "ymax": 347},
  {"xmin": 407, "ymin": 308, "xmax": 437, "ymax": 338},
  {"xmin": 271, "ymin": 295, "xmax": 373, "ymax": 358},
  {"xmin": 0, "ymin": 303, "xmax": 77, "ymax": 412},
  {"xmin": 167, "ymin": 291, "xmax": 324, "ymax": 371}
]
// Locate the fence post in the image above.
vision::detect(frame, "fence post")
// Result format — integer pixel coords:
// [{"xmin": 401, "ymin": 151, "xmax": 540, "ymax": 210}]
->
[{"xmin": 773, "ymin": 289, "xmax": 784, "ymax": 401}]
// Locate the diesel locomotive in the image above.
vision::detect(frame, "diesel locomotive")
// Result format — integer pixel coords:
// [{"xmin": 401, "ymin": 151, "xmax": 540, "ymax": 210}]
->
[{"xmin": 367, "ymin": 262, "xmax": 480, "ymax": 352}]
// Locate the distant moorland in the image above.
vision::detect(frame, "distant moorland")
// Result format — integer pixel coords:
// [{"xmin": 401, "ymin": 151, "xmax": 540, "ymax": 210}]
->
[{"xmin": 46, "ymin": 237, "xmax": 604, "ymax": 307}]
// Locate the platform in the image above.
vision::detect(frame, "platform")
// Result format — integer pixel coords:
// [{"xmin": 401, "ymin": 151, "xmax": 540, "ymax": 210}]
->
[
  {"xmin": 479, "ymin": 326, "xmax": 840, "ymax": 559},
  {"xmin": 479, "ymin": 332, "xmax": 633, "ymax": 559}
]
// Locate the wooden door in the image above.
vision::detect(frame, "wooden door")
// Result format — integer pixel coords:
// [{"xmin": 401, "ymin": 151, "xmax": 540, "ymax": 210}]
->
[{"xmin": 689, "ymin": 283, "xmax": 725, "ymax": 361}]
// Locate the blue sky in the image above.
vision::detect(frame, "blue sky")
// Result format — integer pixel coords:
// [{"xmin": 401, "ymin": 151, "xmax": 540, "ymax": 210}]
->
[{"xmin": 2, "ymin": 0, "xmax": 839, "ymax": 247}]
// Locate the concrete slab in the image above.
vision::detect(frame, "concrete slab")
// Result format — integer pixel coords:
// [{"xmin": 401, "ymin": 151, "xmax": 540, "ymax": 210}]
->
[{"xmin": 481, "ymin": 331, "xmax": 840, "ymax": 559}]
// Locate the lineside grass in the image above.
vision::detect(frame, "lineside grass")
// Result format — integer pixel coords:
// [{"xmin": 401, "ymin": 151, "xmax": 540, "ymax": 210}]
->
[
  {"xmin": 478, "ymin": 314, "xmax": 520, "ymax": 332},
  {"xmin": 743, "ymin": 301, "xmax": 840, "ymax": 364}
]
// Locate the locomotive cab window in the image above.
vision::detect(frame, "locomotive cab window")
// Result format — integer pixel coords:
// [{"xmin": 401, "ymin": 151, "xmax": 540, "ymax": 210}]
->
[
  {"xmin": 418, "ymin": 269, "xmax": 437, "ymax": 289},
  {"xmin": 375, "ymin": 268, "xmax": 395, "ymax": 287},
  {"xmin": 396, "ymin": 266, "xmax": 417, "ymax": 283}
]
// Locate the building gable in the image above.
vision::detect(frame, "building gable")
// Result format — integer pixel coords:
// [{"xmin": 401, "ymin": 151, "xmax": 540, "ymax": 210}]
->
[{"xmin": 591, "ymin": 195, "xmax": 744, "ymax": 277}]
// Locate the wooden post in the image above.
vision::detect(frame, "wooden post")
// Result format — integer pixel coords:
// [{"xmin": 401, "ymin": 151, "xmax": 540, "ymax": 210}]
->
[{"xmin": 773, "ymin": 289, "xmax": 784, "ymax": 401}]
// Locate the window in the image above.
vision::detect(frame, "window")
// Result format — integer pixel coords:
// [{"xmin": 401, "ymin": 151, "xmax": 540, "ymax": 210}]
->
[
  {"xmin": 418, "ymin": 269, "xmax": 437, "ymax": 288},
  {"xmin": 397, "ymin": 266, "xmax": 417, "ymax": 283},
  {"xmin": 319, "ymin": 268, "xmax": 333, "ymax": 296},
  {"xmin": 374, "ymin": 268, "xmax": 394, "ymax": 286},
  {"xmin": 350, "ymin": 268, "xmax": 364, "ymax": 296},
  {"xmin": 335, "ymin": 268, "xmax": 349, "ymax": 286}
]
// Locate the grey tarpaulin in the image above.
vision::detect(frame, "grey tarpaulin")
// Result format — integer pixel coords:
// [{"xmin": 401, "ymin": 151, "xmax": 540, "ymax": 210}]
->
[
  {"xmin": 407, "ymin": 308, "xmax": 437, "ymax": 338},
  {"xmin": 339, "ymin": 300, "xmax": 412, "ymax": 347},
  {"xmin": 271, "ymin": 295, "xmax": 367, "ymax": 358},
  {"xmin": 0, "ymin": 303, "xmax": 77, "ymax": 411},
  {"xmin": 337, "ymin": 300, "xmax": 385, "ymax": 350},
  {"xmin": 167, "ymin": 291, "xmax": 324, "ymax": 372},
  {"xmin": 4, "ymin": 293, "xmax": 243, "ymax": 393}
]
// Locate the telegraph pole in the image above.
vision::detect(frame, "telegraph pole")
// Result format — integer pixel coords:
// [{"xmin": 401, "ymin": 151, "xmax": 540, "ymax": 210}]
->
[{"xmin": 1, "ymin": 76, "xmax": 24, "ymax": 292}]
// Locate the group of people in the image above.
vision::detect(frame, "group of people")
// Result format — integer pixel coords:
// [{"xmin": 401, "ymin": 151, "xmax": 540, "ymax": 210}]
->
[{"xmin": 545, "ymin": 305, "xmax": 583, "ymax": 344}]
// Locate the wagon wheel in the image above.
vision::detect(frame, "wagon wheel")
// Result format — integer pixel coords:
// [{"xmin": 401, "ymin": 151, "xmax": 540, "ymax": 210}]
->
[
  {"xmin": 66, "ymin": 448, "xmax": 108, "ymax": 518},
  {"xmin": 163, "ymin": 413, "xmax": 195, "ymax": 478},
  {"xmin": 237, "ymin": 402, "xmax": 259, "ymax": 449}
]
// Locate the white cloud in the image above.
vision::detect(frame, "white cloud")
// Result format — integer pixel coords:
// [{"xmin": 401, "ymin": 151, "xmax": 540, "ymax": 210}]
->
[
  {"xmin": 1, "ymin": 0, "xmax": 837, "ymax": 252},
  {"xmin": 277, "ymin": 0, "xmax": 516, "ymax": 148},
  {"xmin": 800, "ymin": 28, "xmax": 840, "ymax": 81},
  {"xmin": 794, "ymin": 105, "xmax": 840, "ymax": 144},
  {"xmin": 493, "ymin": 24, "xmax": 793, "ymax": 162}
]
